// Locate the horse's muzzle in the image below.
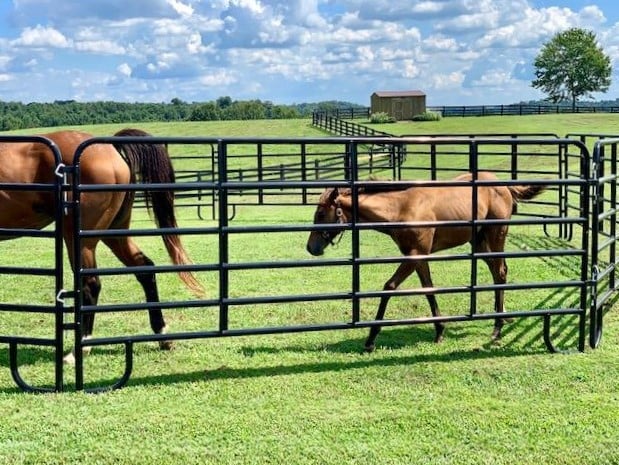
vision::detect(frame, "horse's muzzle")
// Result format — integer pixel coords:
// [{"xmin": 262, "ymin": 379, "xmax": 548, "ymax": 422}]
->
[
  {"xmin": 306, "ymin": 241, "xmax": 324, "ymax": 256},
  {"xmin": 306, "ymin": 233, "xmax": 326, "ymax": 256}
]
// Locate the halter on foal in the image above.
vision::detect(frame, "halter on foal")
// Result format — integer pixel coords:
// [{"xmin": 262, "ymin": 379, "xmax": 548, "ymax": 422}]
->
[{"xmin": 306, "ymin": 172, "xmax": 545, "ymax": 352}]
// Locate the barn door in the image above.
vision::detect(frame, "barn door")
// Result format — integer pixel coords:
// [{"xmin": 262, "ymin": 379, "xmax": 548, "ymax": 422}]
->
[{"xmin": 393, "ymin": 98, "xmax": 404, "ymax": 120}]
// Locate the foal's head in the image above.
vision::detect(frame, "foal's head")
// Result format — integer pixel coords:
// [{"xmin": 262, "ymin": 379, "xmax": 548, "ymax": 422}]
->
[{"xmin": 306, "ymin": 187, "xmax": 347, "ymax": 256}]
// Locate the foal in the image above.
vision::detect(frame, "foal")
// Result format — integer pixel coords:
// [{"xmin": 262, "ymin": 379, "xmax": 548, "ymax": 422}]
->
[{"xmin": 306, "ymin": 172, "xmax": 545, "ymax": 351}]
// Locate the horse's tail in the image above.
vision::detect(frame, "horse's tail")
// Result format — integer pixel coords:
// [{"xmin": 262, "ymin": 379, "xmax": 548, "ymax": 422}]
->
[
  {"xmin": 113, "ymin": 128, "xmax": 205, "ymax": 297},
  {"xmin": 508, "ymin": 184, "xmax": 546, "ymax": 204}
]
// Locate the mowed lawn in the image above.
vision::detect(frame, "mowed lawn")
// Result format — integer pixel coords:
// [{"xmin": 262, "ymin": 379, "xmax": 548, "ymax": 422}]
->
[{"xmin": 0, "ymin": 115, "xmax": 618, "ymax": 465}]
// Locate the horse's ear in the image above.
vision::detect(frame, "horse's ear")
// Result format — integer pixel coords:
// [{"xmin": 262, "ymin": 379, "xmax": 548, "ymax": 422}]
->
[{"xmin": 328, "ymin": 187, "xmax": 339, "ymax": 205}]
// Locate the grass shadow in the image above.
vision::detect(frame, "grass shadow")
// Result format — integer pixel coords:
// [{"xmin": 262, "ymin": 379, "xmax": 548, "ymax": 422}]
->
[{"xmin": 123, "ymin": 339, "xmax": 548, "ymax": 390}]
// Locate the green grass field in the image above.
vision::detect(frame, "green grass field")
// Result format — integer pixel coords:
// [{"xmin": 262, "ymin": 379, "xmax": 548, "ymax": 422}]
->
[{"xmin": 1, "ymin": 115, "xmax": 619, "ymax": 465}]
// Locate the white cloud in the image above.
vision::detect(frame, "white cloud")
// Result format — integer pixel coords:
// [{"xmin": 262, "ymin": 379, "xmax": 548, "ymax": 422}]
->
[
  {"xmin": 199, "ymin": 69, "xmax": 237, "ymax": 86},
  {"xmin": 469, "ymin": 69, "xmax": 514, "ymax": 87},
  {"xmin": 430, "ymin": 71, "xmax": 466, "ymax": 90},
  {"xmin": 12, "ymin": 25, "xmax": 71, "ymax": 48},
  {"xmin": 75, "ymin": 40, "xmax": 126, "ymax": 55},
  {"xmin": 167, "ymin": 0, "xmax": 194, "ymax": 17},
  {"xmin": 477, "ymin": 6, "xmax": 607, "ymax": 49},
  {"xmin": 423, "ymin": 35, "xmax": 459, "ymax": 52},
  {"xmin": 117, "ymin": 63, "xmax": 132, "ymax": 77}
]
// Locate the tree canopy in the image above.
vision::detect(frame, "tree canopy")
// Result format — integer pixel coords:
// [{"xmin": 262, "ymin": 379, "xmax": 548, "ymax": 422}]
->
[
  {"xmin": 532, "ymin": 28, "xmax": 612, "ymax": 109},
  {"xmin": 0, "ymin": 98, "xmax": 365, "ymax": 131}
]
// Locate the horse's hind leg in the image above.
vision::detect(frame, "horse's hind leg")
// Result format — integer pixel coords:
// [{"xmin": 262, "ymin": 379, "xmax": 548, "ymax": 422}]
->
[
  {"xmin": 415, "ymin": 260, "xmax": 445, "ymax": 343},
  {"xmin": 365, "ymin": 260, "xmax": 417, "ymax": 352},
  {"xmin": 103, "ymin": 236, "xmax": 173, "ymax": 350}
]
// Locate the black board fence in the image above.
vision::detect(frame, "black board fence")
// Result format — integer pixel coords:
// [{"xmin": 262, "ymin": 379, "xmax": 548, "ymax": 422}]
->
[{"xmin": 314, "ymin": 104, "xmax": 619, "ymax": 120}]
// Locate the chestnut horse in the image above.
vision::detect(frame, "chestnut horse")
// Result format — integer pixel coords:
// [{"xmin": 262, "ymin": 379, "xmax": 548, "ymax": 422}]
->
[
  {"xmin": 306, "ymin": 172, "xmax": 545, "ymax": 352},
  {"xmin": 0, "ymin": 128, "xmax": 204, "ymax": 361}
]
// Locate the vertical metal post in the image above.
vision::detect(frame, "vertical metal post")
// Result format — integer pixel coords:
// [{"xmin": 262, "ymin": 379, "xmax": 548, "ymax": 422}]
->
[
  {"xmin": 257, "ymin": 143, "xmax": 264, "ymax": 205},
  {"xmin": 469, "ymin": 142, "xmax": 479, "ymax": 317},
  {"xmin": 211, "ymin": 144, "xmax": 217, "ymax": 220},
  {"xmin": 72, "ymin": 155, "xmax": 84, "ymax": 391},
  {"xmin": 349, "ymin": 141, "xmax": 361, "ymax": 324},
  {"xmin": 53, "ymin": 161, "xmax": 66, "ymax": 391},
  {"xmin": 610, "ymin": 144, "xmax": 617, "ymax": 291},
  {"xmin": 579, "ymin": 143, "xmax": 591, "ymax": 351},
  {"xmin": 589, "ymin": 141, "xmax": 603, "ymax": 349},
  {"xmin": 558, "ymin": 141, "xmax": 572, "ymax": 240},
  {"xmin": 430, "ymin": 144, "xmax": 437, "ymax": 180},
  {"xmin": 510, "ymin": 137, "xmax": 518, "ymax": 215},
  {"xmin": 301, "ymin": 143, "xmax": 307, "ymax": 204},
  {"xmin": 218, "ymin": 140, "xmax": 229, "ymax": 333}
]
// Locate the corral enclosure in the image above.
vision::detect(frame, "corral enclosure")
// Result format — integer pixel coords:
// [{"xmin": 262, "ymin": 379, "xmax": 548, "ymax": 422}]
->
[{"xmin": 1, "ymin": 128, "xmax": 617, "ymax": 392}]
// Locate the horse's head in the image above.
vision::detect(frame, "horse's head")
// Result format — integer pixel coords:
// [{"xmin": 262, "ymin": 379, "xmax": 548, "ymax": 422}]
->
[{"xmin": 306, "ymin": 187, "xmax": 347, "ymax": 256}]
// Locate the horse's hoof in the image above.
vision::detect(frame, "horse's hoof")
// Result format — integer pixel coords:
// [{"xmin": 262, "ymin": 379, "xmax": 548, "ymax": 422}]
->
[
  {"xmin": 491, "ymin": 330, "xmax": 502, "ymax": 341},
  {"xmin": 364, "ymin": 344, "xmax": 375, "ymax": 353},
  {"xmin": 159, "ymin": 340, "xmax": 174, "ymax": 351},
  {"xmin": 434, "ymin": 335, "xmax": 444, "ymax": 344},
  {"xmin": 63, "ymin": 351, "xmax": 76, "ymax": 365}
]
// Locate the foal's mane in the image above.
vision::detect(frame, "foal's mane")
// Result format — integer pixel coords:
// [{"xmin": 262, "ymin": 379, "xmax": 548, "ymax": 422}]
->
[{"xmin": 334, "ymin": 176, "xmax": 409, "ymax": 198}]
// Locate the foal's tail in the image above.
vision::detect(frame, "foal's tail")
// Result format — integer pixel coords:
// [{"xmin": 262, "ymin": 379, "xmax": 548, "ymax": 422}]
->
[
  {"xmin": 114, "ymin": 128, "xmax": 205, "ymax": 297},
  {"xmin": 508, "ymin": 184, "xmax": 546, "ymax": 204}
]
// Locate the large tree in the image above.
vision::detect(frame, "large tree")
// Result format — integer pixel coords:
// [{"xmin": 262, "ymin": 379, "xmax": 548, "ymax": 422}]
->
[{"xmin": 532, "ymin": 28, "xmax": 612, "ymax": 110}]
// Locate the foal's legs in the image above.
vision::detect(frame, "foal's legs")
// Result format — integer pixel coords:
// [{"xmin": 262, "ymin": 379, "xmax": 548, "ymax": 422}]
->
[
  {"xmin": 416, "ymin": 260, "xmax": 446, "ymax": 342},
  {"xmin": 102, "ymin": 236, "xmax": 172, "ymax": 350},
  {"xmin": 364, "ymin": 256, "xmax": 444, "ymax": 352},
  {"xmin": 476, "ymin": 227, "xmax": 509, "ymax": 340}
]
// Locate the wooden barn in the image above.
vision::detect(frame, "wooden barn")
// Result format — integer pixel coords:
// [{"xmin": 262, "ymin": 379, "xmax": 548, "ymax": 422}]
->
[{"xmin": 370, "ymin": 90, "xmax": 426, "ymax": 120}]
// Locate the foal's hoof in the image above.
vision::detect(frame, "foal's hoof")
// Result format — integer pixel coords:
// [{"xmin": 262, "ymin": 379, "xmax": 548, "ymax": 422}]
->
[
  {"xmin": 491, "ymin": 329, "xmax": 502, "ymax": 342},
  {"xmin": 159, "ymin": 340, "xmax": 174, "ymax": 351},
  {"xmin": 364, "ymin": 344, "xmax": 376, "ymax": 354},
  {"xmin": 63, "ymin": 351, "xmax": 76, "ymax": 365}
]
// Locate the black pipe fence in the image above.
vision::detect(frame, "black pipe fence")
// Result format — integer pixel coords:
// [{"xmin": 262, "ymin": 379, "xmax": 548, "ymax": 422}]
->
[{"xmin": 1, "ymin": 134, "xmax": 616, "ymax": 392}]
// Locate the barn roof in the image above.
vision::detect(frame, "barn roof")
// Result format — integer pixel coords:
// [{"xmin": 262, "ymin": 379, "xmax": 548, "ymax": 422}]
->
[{"xmin": 372, "ymin": 90, "xmax": 426, "ymax": 97}]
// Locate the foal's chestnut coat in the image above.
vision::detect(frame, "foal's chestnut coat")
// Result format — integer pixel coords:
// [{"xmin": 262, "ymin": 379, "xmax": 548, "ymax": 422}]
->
[{"xmin": 306, "ymin": 172, "xmax": 545, "ymax": 351}]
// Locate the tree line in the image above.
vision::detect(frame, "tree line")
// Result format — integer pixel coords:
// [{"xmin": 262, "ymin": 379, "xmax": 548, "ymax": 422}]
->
[{"xmin": 0, "ymin": 97, "xmax": 366, "ymax": 131}]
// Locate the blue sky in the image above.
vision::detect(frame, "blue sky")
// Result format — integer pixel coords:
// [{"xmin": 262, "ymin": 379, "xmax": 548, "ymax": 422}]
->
[{"xmin": 0, "ymin": 0, "xmax": 618, "ymax": 106}]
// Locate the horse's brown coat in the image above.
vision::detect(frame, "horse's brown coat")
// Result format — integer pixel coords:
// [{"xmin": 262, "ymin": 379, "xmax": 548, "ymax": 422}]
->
[{"xmin": 0, "ymin": 129, "xmax": 203, "ymax": 356}]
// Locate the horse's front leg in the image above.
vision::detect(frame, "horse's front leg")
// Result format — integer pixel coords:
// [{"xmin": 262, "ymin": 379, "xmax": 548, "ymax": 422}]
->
[
  {"xmin": 365, "ymin": 259, "xmax": 417, "ymax": 352},
  {"xmin": 63, "ymin": 247, "xmax": 101, "ymax": 364}
]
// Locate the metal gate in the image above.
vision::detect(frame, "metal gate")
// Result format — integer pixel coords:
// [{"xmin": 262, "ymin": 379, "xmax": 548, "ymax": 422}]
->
[
  {"xmin": 0, "ymin": 134, "xmax": 604, "ymax": 392},
  {"xmin": 0, "ymin": 136, "xmax": 67, "ymax": 392},
  {"xmin": 590, "ymin": 138, "xmax": 619, "ymax": 348}
]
